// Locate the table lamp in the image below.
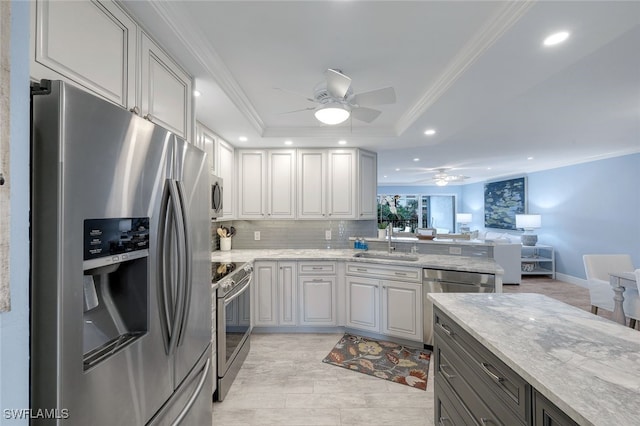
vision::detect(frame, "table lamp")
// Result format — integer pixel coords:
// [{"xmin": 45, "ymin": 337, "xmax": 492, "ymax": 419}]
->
[
  {"xmin": 516, "ymin": 214, "xmax": 541, "ymax": 246},
  {"xmin": 456, "ymin": 213, "xmax": 472, "ymax": 233}
]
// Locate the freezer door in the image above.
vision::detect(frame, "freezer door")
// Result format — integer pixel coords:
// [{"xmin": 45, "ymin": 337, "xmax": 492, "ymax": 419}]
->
[
  {"xmin": 31, "ymin": 81, "xmax": 174, "ymax": 425},
  {"xmin": 171, "ymin": 135, "xmax": 213, "ymax": 387}
]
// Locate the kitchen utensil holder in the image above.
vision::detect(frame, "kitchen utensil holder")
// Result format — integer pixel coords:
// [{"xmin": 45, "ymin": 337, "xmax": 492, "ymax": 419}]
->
[{"xmin": 220, "ymin": 237, "xmax": 232, "ymax": 251}]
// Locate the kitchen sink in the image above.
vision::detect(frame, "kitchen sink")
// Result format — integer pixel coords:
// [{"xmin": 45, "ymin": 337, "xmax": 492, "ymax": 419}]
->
[{"xmin": 352, "ymin": 252, "xmax": 419, "ymax": 262}]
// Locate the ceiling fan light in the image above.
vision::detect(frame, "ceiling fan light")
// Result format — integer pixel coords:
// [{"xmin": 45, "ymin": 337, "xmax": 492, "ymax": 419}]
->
[
  {"xmin": 435, "ymin": 179, "xmax": 448, "ymax": 186},
  {"xmin": 314, "ymin": 104, "xmax": 350, "ymax": 125}
]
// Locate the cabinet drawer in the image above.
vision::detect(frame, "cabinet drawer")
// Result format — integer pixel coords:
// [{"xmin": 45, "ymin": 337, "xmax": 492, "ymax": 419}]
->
[
  {"xmin": 434, "ymin": 308, "xmax": 529, "ymax": 423},
  {"xmin": 345, "ymin": 262, "xmax": 421, "ymax": 282},
  {"xmin": 435, "ymin": 375, "xmax": 475, "ymax": 426},
  {"xmin": 298, "ymin": 262, "xmax": 336, "ymax": 275},
  {"xmin": 436, "ymin": 337, "xmax": 525, "ymax": 426}
]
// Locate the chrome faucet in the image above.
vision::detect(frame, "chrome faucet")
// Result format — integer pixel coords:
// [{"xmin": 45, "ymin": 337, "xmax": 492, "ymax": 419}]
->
[{"xmin": 387, "ymin": 224, "xmax": 394, "ymax": 253}]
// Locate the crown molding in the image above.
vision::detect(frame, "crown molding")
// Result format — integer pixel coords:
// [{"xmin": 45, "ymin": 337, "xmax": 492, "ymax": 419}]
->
[
  {"xmin": 145, "ymin": 0, "xmax": 266, "ymax": 136},
  {"xmin": 395, "ymin": 0, "xmax": 536, "ymax": 135},
  {"xmin": 262, "ymin": 125, "xmax": 396, "ymax": 139}
]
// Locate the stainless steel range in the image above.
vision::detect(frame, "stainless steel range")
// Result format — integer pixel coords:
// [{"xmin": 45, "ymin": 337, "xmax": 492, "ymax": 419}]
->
[{"xmin": 213, "ymin": 261, "xmax": 253, "ymax": 401}]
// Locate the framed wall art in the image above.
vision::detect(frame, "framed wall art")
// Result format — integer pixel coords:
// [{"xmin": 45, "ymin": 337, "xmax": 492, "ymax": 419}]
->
[{"xmin": 484, "ymin": 177, "xmax": 526, "ymax": 230}]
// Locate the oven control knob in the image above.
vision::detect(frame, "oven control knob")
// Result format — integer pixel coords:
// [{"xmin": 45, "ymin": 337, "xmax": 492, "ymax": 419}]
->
[
  {"xmin": 220, "ymin": 279, "xmax": 233, "ymax": 291},
  {"xmin": 243, "ymin": 264, "xmax": 254, "ymax": 273}
]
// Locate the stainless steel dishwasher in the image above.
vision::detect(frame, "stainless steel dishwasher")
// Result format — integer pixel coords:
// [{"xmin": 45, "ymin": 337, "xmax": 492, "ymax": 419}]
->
[{"xmin": 423, "ymin": 268, "xmax": 495, "ymax": 345}]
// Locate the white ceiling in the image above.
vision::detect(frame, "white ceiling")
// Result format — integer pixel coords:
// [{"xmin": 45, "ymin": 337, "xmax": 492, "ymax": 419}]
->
[{"xmin": 120, "ymin": 1, "xmax": 640, "ymax": 185}]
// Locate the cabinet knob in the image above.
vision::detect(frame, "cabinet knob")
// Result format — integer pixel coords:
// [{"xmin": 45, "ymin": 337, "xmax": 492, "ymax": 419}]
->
[
  {"xmin": 143, "ymin": 113, "xmax": 153, "ymax": 122},
  {"xmin": 129, "ymin": 106, "xmax": 140, "ymax": 115}
]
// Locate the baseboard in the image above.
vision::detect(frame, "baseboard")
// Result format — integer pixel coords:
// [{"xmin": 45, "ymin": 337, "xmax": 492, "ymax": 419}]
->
[{"xmin": 555, "ymin": 272, "xmax": 588, "ymax": 288}]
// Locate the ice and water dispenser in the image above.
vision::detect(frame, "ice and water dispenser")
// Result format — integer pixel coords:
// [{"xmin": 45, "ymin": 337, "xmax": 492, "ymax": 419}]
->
[{"xmin": 82, "ymin": 217, "xmax": 150, "ymax": 370}]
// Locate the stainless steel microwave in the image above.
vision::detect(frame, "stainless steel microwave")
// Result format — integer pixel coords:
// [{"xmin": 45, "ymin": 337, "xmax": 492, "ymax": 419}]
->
[{"xmin": 211, "ymin": 175, "xmax": 223, "ymax": 220}]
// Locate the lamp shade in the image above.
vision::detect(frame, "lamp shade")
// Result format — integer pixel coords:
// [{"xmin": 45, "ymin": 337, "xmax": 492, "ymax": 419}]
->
[
  {"xmin": 456, "ymin": 213, "xmax": 472, "ymax": 223},
  {"xmin": 515, "ymin": 214, "xmax": 541, "ymax": 230},
  {"xmin": 314, "ymin": 104, "xmax": 350, "ymax": 125}
]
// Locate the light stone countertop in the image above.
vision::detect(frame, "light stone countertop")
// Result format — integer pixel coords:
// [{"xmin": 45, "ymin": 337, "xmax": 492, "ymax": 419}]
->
[
  {"xmin": 428, "ymin": 293, "xmax": 640, "ymax": 426},
  {"xmin": 210, "ymin": 248, "xmax": 503, "ymax": 275}
]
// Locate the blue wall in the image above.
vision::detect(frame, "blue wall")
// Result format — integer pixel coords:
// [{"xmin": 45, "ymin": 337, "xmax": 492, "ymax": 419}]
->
[
  {"xmin": 0, "ymin": 1, "xmax": 30, "ymax": 423},
  {"xmin": 380, "ymin": 153, "xmax": 640, "ymax": 280}
]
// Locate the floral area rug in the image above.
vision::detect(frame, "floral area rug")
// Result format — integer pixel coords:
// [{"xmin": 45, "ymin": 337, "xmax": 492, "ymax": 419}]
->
[{"xmin": 322, "ymin": 333, "xmax": 431, "ymax": 390}]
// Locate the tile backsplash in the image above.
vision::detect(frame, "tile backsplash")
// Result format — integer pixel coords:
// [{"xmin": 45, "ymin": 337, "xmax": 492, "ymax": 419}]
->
[{"xmin": 212, "ymin": 220, "xmax": 377, "ymax": 250}]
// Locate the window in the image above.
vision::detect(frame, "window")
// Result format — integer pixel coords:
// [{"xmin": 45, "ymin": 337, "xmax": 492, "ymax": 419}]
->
[{"xmin": 378, "ymin": 194, "xmax": 455, "ymax": 234}]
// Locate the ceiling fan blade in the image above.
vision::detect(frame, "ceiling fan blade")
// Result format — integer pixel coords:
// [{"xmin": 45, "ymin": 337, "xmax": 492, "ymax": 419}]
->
[
  {"xmin": 278, "ymin": 106, "xmax": 316, "ymax": 115},
  {"xmin": 273, "ymin": 87, "xmax": 316, "ymax": 103},
  {"xmin": 351, "ymin": 107, "xmax": 382, "ymax": 123},
  {"xmin": 325, "ymin": 69, "xmax": 352, "ymax": 99},
  {"xmin": 353, "ymin": 87, "xmax": 396, "ymax": 106}
]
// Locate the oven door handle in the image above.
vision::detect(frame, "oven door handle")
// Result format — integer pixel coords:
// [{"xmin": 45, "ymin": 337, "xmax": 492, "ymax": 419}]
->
[{"xmin": 224, "ymin": 275, "xmax": 252, "ymax": 306}]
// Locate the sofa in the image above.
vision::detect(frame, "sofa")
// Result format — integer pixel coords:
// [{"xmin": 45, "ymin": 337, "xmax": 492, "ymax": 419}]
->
[{"xmin": 479, "ymin": 231, "xmax": 522, "ymax": 285}]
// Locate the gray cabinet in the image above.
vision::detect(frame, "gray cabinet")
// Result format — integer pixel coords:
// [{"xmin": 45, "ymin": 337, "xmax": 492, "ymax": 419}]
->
[{"xmin": 433, "ymin": 307, "xmax": 576, "ymax": 426}]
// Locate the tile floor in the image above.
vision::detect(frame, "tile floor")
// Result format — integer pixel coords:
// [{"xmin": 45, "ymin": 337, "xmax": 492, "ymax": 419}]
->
[{"xmin": 211, "ymin": 277, "xmax": 608, "ymax": 425}]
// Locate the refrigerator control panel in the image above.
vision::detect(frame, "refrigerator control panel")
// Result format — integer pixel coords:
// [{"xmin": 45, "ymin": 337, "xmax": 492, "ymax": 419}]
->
[{"xmin": 83, "ymin": 217, "xmax": 150, "ymax": 262}]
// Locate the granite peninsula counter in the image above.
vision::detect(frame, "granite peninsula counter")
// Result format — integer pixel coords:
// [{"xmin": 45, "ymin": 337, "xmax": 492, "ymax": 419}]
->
[
  {"xmin": 210, "ymin": 248, "xmax": 504, "ymax": 276},
  {"xmin": 428, "ymin": 293, "xmax": 640, "ymax": 426}
]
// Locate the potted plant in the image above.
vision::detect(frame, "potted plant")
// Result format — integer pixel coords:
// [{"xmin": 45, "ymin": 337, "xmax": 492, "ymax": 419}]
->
[{"xmin": 377, "ymin": 222, "xmax": 388, "ymax": 239}]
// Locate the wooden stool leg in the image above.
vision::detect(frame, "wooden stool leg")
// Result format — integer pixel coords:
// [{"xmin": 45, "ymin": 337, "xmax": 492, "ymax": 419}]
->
[{"xmin": 590, "ymin": 305, "xmax": 598, "ymax": 315}]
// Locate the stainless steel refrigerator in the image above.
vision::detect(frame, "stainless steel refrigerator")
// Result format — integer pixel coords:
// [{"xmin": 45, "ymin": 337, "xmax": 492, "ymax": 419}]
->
[{"xmin": 30, "ymin": 80, "xmax": 212, "ymax": 425}]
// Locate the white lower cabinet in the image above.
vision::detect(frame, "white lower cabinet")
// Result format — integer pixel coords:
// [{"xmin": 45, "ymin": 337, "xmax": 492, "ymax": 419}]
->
[
  {"xmin": 346, "ymin": 262, "xmax": 422, "ymax": 342},
  {"xmin": 298, "ymin": 276, "xmax": 337, "ymax": 326},
  {"xmin": 346, "ymin": 276, "xmax": 380, "ymax": 333},
  {"xmin": 254, "ymin": 260, "xmax": 337, "ymax": 327},
  {"xmin": 381, "ymin": 279, "xmax": 422, "ymax": 341}
]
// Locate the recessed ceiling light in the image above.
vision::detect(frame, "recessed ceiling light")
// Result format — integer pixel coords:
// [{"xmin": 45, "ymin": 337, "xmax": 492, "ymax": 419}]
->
[
  {"xmin": 424, "ymin": 129, "xmax": 436, "ymax": 136},
  {"xmin": 239, "ymin": 136, "xmax": 248, "ymax": 142},
  {"xmin": 487, "ymin": 167, "xmax": 492, "ymax": 170},
  {"xmin": 413, "ymin": 158, "xmax": 420, "ymax": 162},
  {"xmin": 284, "ymin": 140, "xmax": 293, "ymax": 145},
  {"xmin": 543, "ymin": 31, "xmax": 570, "ymax": 46},
  {"xmin": 193, "ymin": 90, "xmax": 201, "ymax": 97},
  {"xmin": 395, "ymin": 168, "xmax": 400, "ymax": 172},
  {"xmin": 338, "ymin": 140, "xmax": 347, "ymax": 145},
  {"xmin": 383, "ymin": 175, "xmax": 388, "ymax": 178},
  {"xmin": 527, "ymin": 157, "xmax": 534, "ymax": 160}
]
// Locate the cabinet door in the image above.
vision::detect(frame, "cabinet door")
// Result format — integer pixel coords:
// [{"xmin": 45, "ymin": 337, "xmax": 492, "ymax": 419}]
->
[
  {"xmin": 278, "ymin": 262, "xmax": 297, "ymax": 326},
  {"xmin": 299, "ymin": 276, "xmax": 336, "ymax": 326},
  {"xmin": 297, "ymin": 150, "xmax": 326, "ymax": 219},
  {"xmin": 358, "ymin": 150, "xmax": 377, "ymax": 219},
  {"xmin": 31, "ymin": 0, "xmax": 137, "ymax": 108},
  {"xmin": 217, "ymin": 139, "xmax": 235, "ymax": 219},
  {"xmin": 237, "ymin": 150, "xmax": 266, "ymax": 219},
  {"xmin": 196, "ymin": 122, "xmax": 216, "ymax": 175},
  {"xmin": 381, "ymin": 280, "xmax": 423, "ymax": 342},
  {"xmin": 253, "ymin": 262, "xmax": 278, "ymax": 326},
  {"xmin": 345, "ymin": 276, "xmax": 379, "ymax": 333},
  {"xmin": 268, "ymin": 150, "xmax": 296, "ymax": 219},
  {"xmin": 327, "ymin": 149, "xmax": 356, "ymax": 218},
  {"xmin": 140, "ymin": 32, "xmax": 193, "ymax": 141}
]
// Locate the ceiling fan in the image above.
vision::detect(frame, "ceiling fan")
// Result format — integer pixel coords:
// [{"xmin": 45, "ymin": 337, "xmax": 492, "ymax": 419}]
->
[
  {"xmin": 430, "ymin": 168, "xmax": 469, "ymax": 186},
  {"xmin": 276, "ymin": 68, "xmax": 396, "ymax": 125}
]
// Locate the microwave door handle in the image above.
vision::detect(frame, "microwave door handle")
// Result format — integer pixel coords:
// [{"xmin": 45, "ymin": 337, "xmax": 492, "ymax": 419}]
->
[
  {"xmin": 157, "ymin": 181, "xmax": 173, "ymax": 355},
  {"xmin": 175, "ymin": 180, "xmax": 192, "ymax": 347},
  {"xmin": 167, "ymin": 179, "xmax": 186, "ymax": 356}
]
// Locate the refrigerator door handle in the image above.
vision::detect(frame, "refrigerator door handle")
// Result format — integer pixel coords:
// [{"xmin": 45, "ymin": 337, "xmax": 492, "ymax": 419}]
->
[
  {"xmin": 157, "ymin": 181, "xmax": 173, "ymax": 355},
  {"xmin": 170, "ymin": 357, "xmax": 210, "ymax": 426},
  {"xmin": 167, "ymin": 179, "xmax": 187, "ymax": 356},
  {"xmin": 175, "ymin": 180, "xmax": 192, "ymax": 347}
]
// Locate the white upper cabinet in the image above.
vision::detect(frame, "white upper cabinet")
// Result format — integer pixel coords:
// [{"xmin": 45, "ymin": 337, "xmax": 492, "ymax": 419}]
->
[
  {"xmin": 31, "ymin": 0, "xmax": 137, "ymax": 108},
  {"xmin": 267, "ymin": 150, "xmax": 296, "ymax": 219},
  {"xmin": 140, "ymin": 32, "xmax": 193, "ymax": 141},
  {"xmin": 297, "ymin": 149, "xmax": 358, "ymax": 219},
  {"xmin": 237, "ymin": 149, "xmax": 296, "ymax": 220},
  {"xmin": 217, "ymin": 138, "xmax": 235, "ymax": 219},
  {"xmin": 237, "ymin": 150, "xmax": 267, "ymax": 219},
  {"xmin": 358, "ymin": 150, "xmax": 377, "ymax": 219},
  {"xmin": 297, "ymin": 150, "xmax": 326, "ymax": 219},
  {"xmin": 327, "ymin": 150, "xmax": 357, "ymax": 218},
  {"xmin": 31, "ymin": 0, "xmax": 195, "ymax": 142}
]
